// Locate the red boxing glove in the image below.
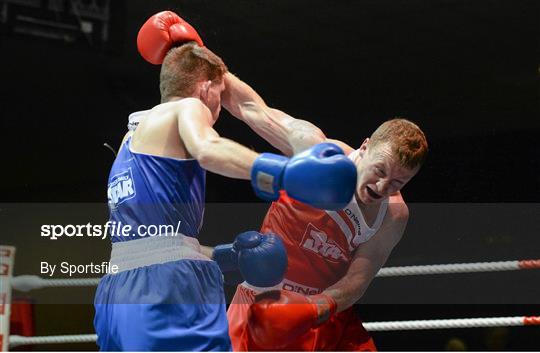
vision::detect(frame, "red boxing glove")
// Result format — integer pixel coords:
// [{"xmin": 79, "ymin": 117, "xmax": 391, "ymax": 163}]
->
[
  {"xmin": 137, "ymin": 11, "xmax": 204, "ymax": 65},
  {"xmin": 247, "ymin": 290, "xmax": 337, "ymax": 349}
]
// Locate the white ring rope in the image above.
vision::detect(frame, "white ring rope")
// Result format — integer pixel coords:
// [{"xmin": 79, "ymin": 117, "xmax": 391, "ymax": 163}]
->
[
  {"xmin": 10, "ymin": 259, "xmax": 540, "ymax": 292},
  {"xmin": 11, "ymin": 275, "xmax": 100, "ymax": 292},
  {"xmin": 376, "ymin": 259, "xmax": 540, "ymax": 277},
  {"xmin": 8, "ymin": 316, "xmax": 540, "ymax": 347},
  {"xmin": 9, "ymin": 334, "xmax": 97, "ymax": 348},
  {"xmin": 363, "ymin": 316, "xmax": 540, "ymax": 331}
]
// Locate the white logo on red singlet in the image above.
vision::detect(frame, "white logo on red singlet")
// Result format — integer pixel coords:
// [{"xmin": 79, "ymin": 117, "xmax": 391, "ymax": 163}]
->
[
  {"xmin": 300, "ymin": 223, "xmax": 348, "ymax": 262},
  {"xmin": 281, "ymin": 279, "xmax": 321, "ymax": 295}
]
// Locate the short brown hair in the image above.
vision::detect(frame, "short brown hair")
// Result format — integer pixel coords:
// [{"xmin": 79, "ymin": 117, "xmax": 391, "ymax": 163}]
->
[
  {"xmin": 369, "ymin": 118, "xmax": 428, "ymax": 170},
  {"xmin": 159, "ymin": 42, "xmax": 228, "ymax": 102}
]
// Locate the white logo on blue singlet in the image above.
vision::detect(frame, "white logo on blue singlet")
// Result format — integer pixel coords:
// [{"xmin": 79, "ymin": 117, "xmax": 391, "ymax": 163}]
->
[{"xmin": 107, "ymin": 168, "xmax": 136, "ymax": 209}]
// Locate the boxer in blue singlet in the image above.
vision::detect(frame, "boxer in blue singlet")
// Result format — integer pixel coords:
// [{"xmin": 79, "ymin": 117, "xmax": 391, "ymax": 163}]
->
[
  {"xmin": 93, "ymin": 11, "xmax": 358, "ymax": 351},
  {"xmin": 94, "ymin": 111, "xmax": 226, "ymax": 350}
]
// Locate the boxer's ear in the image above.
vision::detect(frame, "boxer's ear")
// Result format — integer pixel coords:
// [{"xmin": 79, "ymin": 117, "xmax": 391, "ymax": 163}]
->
[
  {"xmin": 198, "ymin": 80, "xmax": 211, "ymax": 102},
  {"xmin": 358, "ymin": 138, "xmax": 369, "ymax": 158}
]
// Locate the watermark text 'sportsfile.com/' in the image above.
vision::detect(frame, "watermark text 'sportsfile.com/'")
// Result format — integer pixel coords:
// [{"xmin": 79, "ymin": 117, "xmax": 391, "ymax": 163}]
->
[{"xmin": 40, "ymin": 221, "xmax": 182, "ymax": 240}]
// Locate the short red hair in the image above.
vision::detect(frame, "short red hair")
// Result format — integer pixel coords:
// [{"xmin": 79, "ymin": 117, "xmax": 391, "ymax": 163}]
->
[{"xmin": 369, "ymin": 118, "xmax": 428, "ymax": 170}]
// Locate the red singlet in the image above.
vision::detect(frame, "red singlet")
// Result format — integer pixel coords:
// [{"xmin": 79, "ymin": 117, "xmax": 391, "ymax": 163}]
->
[{"xmin": 228, "ymin": 187, "xmax": 387, "ymax": 351}]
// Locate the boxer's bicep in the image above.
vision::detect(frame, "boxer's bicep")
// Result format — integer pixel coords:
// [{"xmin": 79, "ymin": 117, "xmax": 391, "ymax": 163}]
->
[
  {"xmin": 324, "ymin": 234, "xmax": 393, "ymax": 311},
  {"xmin": 349, "ymin": 204, "xmax": 408, "ymax": 280},
  {"xmin": 176, "ymin": 99, "xmax": 220, "ymax": 159},
  {"xmin": 324, "ymin": 206, "xmax": 408, "ymax": 311},
  {"xmin": 351, "ymin": 219, "xmax": 406, "ymax": 279},
  {"xmin": 351, "ymin": 202, "xmax": 409, "ymax": 274},
  {"xmin": 175, "ymin": 99, "xmax": 257, "ymax": 179}
]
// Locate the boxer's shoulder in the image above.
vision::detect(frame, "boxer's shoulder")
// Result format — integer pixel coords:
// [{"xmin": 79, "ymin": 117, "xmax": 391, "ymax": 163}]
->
[
  {"xmin": 385, "ymin": 192, "xmax": 409, "ymax": 224},
  {"xmin": 151, "ymin": 98, "xmax": 207, "ymax": 118},
  {"xmin": 131, "ymin": 100, "xmax": 204, "ymax": 158},
  {"xmin": 134, "ymin": 99, "xmax": 206, "ymax": 132},
  {"xmin": 325, "ymin": 139, "xmax": 355, "ymax": 155}
]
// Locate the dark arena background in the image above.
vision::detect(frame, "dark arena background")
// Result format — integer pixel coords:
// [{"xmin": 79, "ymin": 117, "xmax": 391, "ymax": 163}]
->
[{"xmin": 1, "ymin": 0, "xmax": 539, "ymax": 351}]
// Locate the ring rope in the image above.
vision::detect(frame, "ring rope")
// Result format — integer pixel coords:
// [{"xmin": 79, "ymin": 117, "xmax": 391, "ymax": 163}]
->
[
  {"xmin": 363, "ymin": 316, "xmax": 540, "ymax": 331},
  {"xmin": 9, "ymin": 334, "xmax": 97, "ymax": 348},
  {"xmin": 11, "ymin": 275, "xmax": 100, "ymax": 292},
  {"xmin": 8, "ymin": 316, "xmax": 540, "ymax": 347},
  {"xmin": 376, "ymin": 259, "xmax": 540, "ymax": 277},
  {"xmin": 11, "ymin": 259, "xmax": 540, "ymax": 292}
]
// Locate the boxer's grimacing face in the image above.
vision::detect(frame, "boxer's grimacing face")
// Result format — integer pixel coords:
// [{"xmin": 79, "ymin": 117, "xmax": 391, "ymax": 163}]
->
[{"xmin": 355, "ymin": 139, "xmax": 419, "ymax": 205}]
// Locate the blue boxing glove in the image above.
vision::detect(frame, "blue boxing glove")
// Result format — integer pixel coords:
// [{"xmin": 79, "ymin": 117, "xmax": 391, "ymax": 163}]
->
[
  {"xmin": 251, "ymin": 143, "xmax": 357, "ymax": 210},
  {"xmin": 212, "ymin": 231, "xmax": 287, "ymax": 287}
]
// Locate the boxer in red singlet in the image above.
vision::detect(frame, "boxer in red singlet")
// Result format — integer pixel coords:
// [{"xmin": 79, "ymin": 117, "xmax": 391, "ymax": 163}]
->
[{"xmin": 227, "ymin": 119, "xmax": 428, "ymax": 351}]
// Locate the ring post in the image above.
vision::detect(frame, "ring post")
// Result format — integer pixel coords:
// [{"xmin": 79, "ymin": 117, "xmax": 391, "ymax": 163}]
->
[{"xmin": 0, "ymin": 246, "xmax": 16, "ymax": 352}]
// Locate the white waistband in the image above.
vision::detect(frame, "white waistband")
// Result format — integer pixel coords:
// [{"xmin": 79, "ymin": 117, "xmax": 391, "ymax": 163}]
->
[{"xmin": 110, "ymin": 235, "xmax": 210, "ymax": 273}]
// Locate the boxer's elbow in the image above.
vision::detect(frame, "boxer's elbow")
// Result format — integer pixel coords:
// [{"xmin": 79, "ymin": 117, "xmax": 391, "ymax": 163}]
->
[
  {"xmin": 288, "ymin": 120, "xmax": 326, "ymax": 154},
  {"xmin": 191, "ymin": 137, "xmax": 221, "ymax": 168}
]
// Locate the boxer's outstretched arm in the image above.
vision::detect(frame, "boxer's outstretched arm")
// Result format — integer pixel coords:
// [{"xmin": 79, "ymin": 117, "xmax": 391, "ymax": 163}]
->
[
  {"xmin": 325, "ymin": 138, "xmax": 355, "ymax": 155},
  {"xmin": 323, "ymin": 197, "xmax": 409, "ymax": 312},
  {"xmin": 177, "ymin": 98, "xmax": 258, "ymax": 179},
  {"xmin": 200, "ymin": 245, "xmax": 214, "ymax": 259},
  {"xmin": 221, "ymin": 73, "xmax": 326, "ymax": 156}
]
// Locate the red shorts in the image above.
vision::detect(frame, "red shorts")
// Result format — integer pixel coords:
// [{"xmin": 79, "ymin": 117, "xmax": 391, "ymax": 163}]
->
[{"xmin": 227, "ymin": 284, "xmax": 377, "ymax": 351}]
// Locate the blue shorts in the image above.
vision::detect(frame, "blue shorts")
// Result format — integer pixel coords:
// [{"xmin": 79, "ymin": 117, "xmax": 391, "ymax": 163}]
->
[{"xmin": 94, "ymin": 259, "xmax": 231, "ymax": 351}]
